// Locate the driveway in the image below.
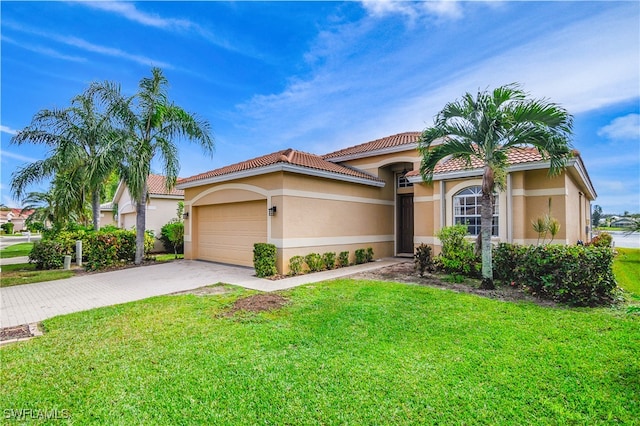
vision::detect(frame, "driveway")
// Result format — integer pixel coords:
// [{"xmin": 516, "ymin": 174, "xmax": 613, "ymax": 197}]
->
[{"xmin": 0, "ymin": 258, "xmax": 404, "ymax": 328}]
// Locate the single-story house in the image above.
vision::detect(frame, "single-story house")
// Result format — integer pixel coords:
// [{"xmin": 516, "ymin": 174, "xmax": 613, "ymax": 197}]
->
[
  {"xmin": 112, "ymin": 174, "xmax": 184, "ymax": 250},
  {"xmin": 176, "ymin": 132, "xmax": 596, "ymax": 274},
  {"xmin": 0, "ymin": 208, "xmax": 34, "ymax": 232},
  {"xmin": 98, "ymin": 202, "xmax": 117, "ymax": 228}
]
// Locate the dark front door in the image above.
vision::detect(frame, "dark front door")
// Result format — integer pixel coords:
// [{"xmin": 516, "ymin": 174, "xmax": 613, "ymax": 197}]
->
[{"xmin": 398, "ymin": 195, "xmax": 414, "ymax": 254}]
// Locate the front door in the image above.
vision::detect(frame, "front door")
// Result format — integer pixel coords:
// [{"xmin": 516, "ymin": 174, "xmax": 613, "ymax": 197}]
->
[{"xmin": 398, "ymin": 195, "xmax": 414, "ymax": 254}]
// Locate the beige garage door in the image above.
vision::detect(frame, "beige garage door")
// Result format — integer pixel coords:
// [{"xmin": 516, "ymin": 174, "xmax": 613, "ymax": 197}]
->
[{"xmin": 196, "ymin": 200, "xmax": 267, "ymax": 267}]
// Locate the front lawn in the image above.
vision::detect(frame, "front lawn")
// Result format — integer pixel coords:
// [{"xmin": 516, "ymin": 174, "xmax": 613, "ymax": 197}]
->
[
  {"xmin": 1, "ymin": 280, "xmax": 638, "ymax": 424},
  {"xmin": 0, "ymin": 263, "xmax": 75, "ymax": 287},
  {"xmin": 0, "ymin": 242, "xmax": 33, "ymax": 258},
  {"xmin": 614, "ymin": 248, "xmax": 640, "ymax": 296}
]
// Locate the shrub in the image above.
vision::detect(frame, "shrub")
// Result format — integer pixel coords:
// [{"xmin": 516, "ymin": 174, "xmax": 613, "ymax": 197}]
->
[
  {"xmin": 589, "ymin": 232, "xmax": 613, "ymax": 248},
  {"xmin": 435, "ymin": 225, "xmax": 480, "ymax": 277},
  {"xmin": 83, "ymin": 230, "xmax": 138, "ymax": 271},
  {"xmin": 253, "ymin": 243, "xmax": 277, "ymax": 277},
  {"xmin": 366, "ymin": 247, "xmax": 374, "ymax": 262},
  {"xmin": 160, "ymin": 220, "xmax": 185, "ymax": 255},
  {"xmin": 322, "ymin": 252, "xmax": 336, "ymax": 270},
  {"xmin": 1, "ymin": 222, "xmax": 14, "ymax": 234},
  {"xmin": 492, "ymin": 243, "xmax": 527, "ymax": 283},
  {"xmin": 338, "ymin": 251, "xmax": 350, "ymax": 267},
  {"xmin": 495, "ymin": 243, "xmax": 618, "ymax": 307},
  {"xmin": 305, "ymin": 253, "xmax": 325, "ymax": 272},
  {"xmin": 355, "ymin": 249, "xmax": 367, "ymax": 265},
  {"xmin": 414, "ymin": 243, "xmax": 434, "ymax": 277},
  {"xmin": 288, "ymin": 255, "xmax": 306, "ymax": 276},
  {"xmin": 29, "ymin": 240, "xmax": 64, "ymax": 270}
]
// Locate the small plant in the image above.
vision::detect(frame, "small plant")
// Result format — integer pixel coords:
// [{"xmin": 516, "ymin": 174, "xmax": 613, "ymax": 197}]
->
[
  {"xmin": 1, "ymin": 222, "xmax": 14, "ymax": 235},
  {"xmin": 589, "ymin": 232, "xmax": 613, "ymax": 248},
  {"xmin": 355, "ymin": 249, "xmax": 367, "ymax": 265},
  {"xmin": 29, "ymin": 240, "xmax": 64, "ymax": 270},
  {"xmin": 338, "ymin": 251, "xmax": 350, "ymax": 267},
  {"xmin": 305, "ymin": 253, "xmax": 324, "ymax": 272},
  {"xmin": 253, "ymin": 243, "xmax": 277, "ymax": 277},
  {"xmin": 322, "ymin": 252, "xmax": 336, "ymax": 270},
  {"xmin": 288, "ymin": 255, "xmax": 306, "ymax": 276},
  {"xmin": 414, "ymin": 243, "xmax": 433, "ymax": 277},
  {"xmin": 532, "ymin": 198, "xmax": 561, "ymax": 244},
  {"xmin": 435, "ymin": 225, "xmax": 479, "ymax": 277},
  {"xmin": 366, "ymin": 247, "xmax": 374, "ymax": 262}
]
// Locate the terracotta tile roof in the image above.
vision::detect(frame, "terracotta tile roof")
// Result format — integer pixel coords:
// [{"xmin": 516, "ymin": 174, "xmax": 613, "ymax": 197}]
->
[
  {"xmin": 147, "ymin": 174, "xmax": 184, "ymax": 196},
  {"xmin": 178, "ymin": 149, "xmax": 383, "ymax": 185},
  {"xmin": 405, "ymin": 147, "xmax": 546, "ymax": 177},
  {"xmin": 323, "ymin": 132, "xmax": 421, "ymax": 160}
]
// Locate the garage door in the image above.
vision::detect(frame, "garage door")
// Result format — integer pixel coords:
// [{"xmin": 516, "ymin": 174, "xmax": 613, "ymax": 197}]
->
[{"xmin": 196, "ymin": 200, "xmax": 267, "ymax": 267}]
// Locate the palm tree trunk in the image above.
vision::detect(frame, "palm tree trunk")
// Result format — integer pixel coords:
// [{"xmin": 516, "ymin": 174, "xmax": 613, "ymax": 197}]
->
[
  {"xmin": 91, "ymin": 191, "xmax": 101, "ymax": 230},
  {"xmin": 480, "ymin": 167, "xmax": 495, "ymax": 289},
  {"xmin": 134, "ymin": 186, "xmax": 147, "ymax": 265}
]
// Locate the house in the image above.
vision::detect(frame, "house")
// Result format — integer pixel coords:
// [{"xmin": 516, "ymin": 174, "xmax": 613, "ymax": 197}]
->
[
  {"xmin": 610, "ymin": 217, "xmax": 636, "ymax": 228},
  {"xmin": 0, "ymin": 208, "xmax": 34, "ymax": 232},
  {"xmin": 176, "ymin": 132, "xmax": 596, "ymax": 274},
  {"xmin": 98, "ymin": 202, "xmax": 117, "ymax": 228},
  {"xmin": 112, "ymin": 174, "xmax": 184, "ymax": 250}
]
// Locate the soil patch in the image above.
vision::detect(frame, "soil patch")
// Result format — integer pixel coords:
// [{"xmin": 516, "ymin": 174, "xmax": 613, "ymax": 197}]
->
[
  {"xmin": 172, "ymin": 285, "xmax": 229, "ymax": 296},
  {"xmin": 0, "ymin": 324, "xmax": 31, "ymax": 341},
  {"xmin": 226, "ymin": 294, "xmax": 289, "ymax": 315},
  {"xmin": 351, "ymin": 261, "xmax": 559, "ymax": 307}
]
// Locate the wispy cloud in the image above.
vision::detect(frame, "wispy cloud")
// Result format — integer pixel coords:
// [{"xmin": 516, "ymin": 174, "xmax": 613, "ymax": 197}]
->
[
  {"xmin": 2, "ymin": 35, "xmax": 86, "ymax": 62},
  {"xmin": 360, "ymin": 0, "xmax": 463, "ymax": 21},
  {"xmin": 81, "ymin": 1, "xmax": 194, "ymax": 30},
  {"xmin": 3, "ymin": 20, "xmax": 173, "ymax": 69},
  {"xmin": 0, "ymin": 125, "xmax": 18, "ymax": 136},
  {"xmin": 0, "ymin": 149, "xmax": 39, "ymax": 163},
  {"xmin": 598, "ymin": 114, "xmax": 640, "ymax": 141}
]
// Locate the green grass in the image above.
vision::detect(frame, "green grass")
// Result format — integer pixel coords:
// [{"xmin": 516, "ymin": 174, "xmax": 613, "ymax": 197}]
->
[
  {"xmin": 153, "ymin": 253, "xmax": 184, "ymax": 262},
  {"xmin": 0, "ymin": 242, "xmax": 33, "ymax": 258},
  {"xmin": 1, "ymin": 280, "xmax": 638, "ymax": 424},
  {"xmin": 614, "ymin": 248, "xmax": 640, "ymax": 296},
  {"xmin": 0, "ymin": 263, "xmax": 75, "ymax": 287}
]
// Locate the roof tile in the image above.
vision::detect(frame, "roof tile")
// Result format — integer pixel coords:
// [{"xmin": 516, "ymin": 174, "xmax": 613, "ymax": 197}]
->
[
  {"xmin": 323, "ymin": 132, "xmax": 421, "ymax": 160},
  {"xmin": 147, "ymin": 174, "xmax": 184, "ymax": 196}
]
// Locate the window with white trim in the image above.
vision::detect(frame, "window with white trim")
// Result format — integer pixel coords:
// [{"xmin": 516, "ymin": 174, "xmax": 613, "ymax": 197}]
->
[
  {"xmin": 397, "ymin": 173, "xmax": 413, "ymax": 188},
  {"xmin": 453, "ymin": 186, "xmax": 498, "ymax": 236}
]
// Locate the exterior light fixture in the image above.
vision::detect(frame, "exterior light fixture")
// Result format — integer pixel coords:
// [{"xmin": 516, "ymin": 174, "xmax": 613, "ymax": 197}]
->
[
  {"xmin": 268, "ymin": 206, "xmax": 277, "ymax": 216},
  {"xmin": 182, "ymin": 212, "xmax": 189, "ymax": 219}
]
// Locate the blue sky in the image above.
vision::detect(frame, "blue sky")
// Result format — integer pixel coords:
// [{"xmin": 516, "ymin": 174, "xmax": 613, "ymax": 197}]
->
[{"xmin": 1, "ymin": 1, "xmax": 639, "ymax": 214}]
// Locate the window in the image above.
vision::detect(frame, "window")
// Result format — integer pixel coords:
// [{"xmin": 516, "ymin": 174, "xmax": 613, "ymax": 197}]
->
[
  {"xmin": 453, "ymin": 186, "xmax": 498, "ymax": 236},
  {"xmin": 397, "ymin": 173, "xmax": 413, "ymax": 188}
]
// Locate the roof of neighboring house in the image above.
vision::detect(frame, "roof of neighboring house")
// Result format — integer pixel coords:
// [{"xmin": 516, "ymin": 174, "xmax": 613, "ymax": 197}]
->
[
  {"xmin": 0, "ymin": 208, "xmax": 34, "ymax": 222},
  {"xmin": 405, "ymin": 147, "xmax": 546, "ymax": 176},
  {"xmin": 178, "ymin": 148, "xmax": 384, "ymax": 187},
  {"xmin": 147, "ymin": 174, "xmax": 184, "ymax": 196},
  {"xmin": 100, "ymin": 202, "xmax": 114, "ymax": 210},
  {"xmin": 323, "ymin": 131, "xmax": 421, "ymax": 161}
]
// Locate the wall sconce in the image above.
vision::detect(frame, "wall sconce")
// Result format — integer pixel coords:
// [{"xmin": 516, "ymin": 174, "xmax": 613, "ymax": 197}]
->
[
  {"xmin": 268, "ymin": 206, "xmax": 277, "ymax": 216},
  {"xmin": 182, "ymin": 212, "xmax": 189, "ymax": 219}
]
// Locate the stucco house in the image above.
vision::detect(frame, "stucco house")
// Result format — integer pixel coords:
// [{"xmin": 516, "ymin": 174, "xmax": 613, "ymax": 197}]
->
[
  {"xmin": 176, "ymin": 132, "xmax": 596, "ymax": 274},
  {"xmin": 112, "ymin": 174, "xmax": 184, "ymax": 249},
  {"xmin": 0, "ymin": 208, "xmax": 33, "ymax": 232}
]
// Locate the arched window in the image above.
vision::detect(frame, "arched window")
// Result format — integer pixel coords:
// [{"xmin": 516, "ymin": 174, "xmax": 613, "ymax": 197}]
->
[{"xmin": 453, "ymin": 186, "xmax": 498, "ymax": 236}]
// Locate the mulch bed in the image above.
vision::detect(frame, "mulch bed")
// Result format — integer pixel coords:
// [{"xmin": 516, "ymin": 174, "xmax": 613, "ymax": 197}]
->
[
  {"xmin": 224, "ymin": 294, "xmax": 289, "ymax": 316},
  {"xmin": 0, "ymin": 324, "xmax": 32, "ymax": 341}
]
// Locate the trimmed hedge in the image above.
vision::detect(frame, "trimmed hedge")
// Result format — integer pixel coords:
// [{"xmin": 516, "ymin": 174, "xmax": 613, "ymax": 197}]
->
[
  {"xmin": 253, "ymin": 243, "xmax": 277, "ymax": 277},
  {"xmin": 493, "ymin": 243, "xmax": 618, "ymax": 306},
  {"xmin": 29, "ymin": 240, "xmax": 64, "ymax": 270}
]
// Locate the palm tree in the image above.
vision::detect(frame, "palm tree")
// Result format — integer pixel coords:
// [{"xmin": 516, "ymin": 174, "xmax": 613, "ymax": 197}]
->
[
  {"xmin": 95, "ymin": 67, "xmax": 214, "ymax": 264},
  {"xmin": 19, "ymin": 189, "xmax": 61, "ymax": 229},
  {"xmin": 11, "ymin": 88, "xmax": 121, "ymax": 229},
  {"xmin": 418, "ymin": 84, "xmax": 573, "ymax": 289}
]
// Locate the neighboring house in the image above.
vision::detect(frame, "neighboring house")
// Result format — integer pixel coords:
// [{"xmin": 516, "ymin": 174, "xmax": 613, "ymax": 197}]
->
[
  {"xmin": 113, "ymin": 174, "xmax": 184, "ymax": 250},
  {"xmin": 610, "ymin": 217, "xmax": 636, "ymax": 228},
  {"xmin": 99, "ymin": 202, "xmax": 117, "ymax": 228},
  {"xmin": 0, "ymin": 208, "xmax": 34, "ymax": 232},
  {"xmin": 177, "ymin": 132, "xmax": 596, "ymax": 274}
]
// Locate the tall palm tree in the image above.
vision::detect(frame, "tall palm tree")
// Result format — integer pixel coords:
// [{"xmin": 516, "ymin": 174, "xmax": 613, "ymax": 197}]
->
[
  {"xmin": 11, "ymin": 87, "xmax": 121, "ymax": 229},
  {"xmin": 418, "ymin": 84, "xmax": 573, "ymax": 289},
  {"xmin": 19, "ymin": 189, "xmax": 61, "ymax": 229},
  {"xmin": 95, "ymin": 67, "xmax": 214, "ymax": 264}
]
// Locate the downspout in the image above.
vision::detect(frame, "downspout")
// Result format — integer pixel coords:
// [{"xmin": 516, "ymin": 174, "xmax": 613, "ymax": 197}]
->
[{"xmin": 507, "ymin": 173, "xmax": 513, "ymax": 243}]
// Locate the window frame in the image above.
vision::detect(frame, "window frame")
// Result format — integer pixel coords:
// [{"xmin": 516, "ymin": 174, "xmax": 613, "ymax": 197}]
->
[{"xmin": 453, "ymin": 186, "xmax": 498, "ymax": 236}]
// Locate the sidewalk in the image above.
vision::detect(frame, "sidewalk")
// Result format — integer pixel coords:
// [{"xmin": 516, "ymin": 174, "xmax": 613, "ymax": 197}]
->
[{"xmin": 0, "ymin": 258, "xmax": 405, "ymax": 328}]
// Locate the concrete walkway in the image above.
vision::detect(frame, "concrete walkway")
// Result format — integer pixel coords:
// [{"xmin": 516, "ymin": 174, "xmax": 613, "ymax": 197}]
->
[{"xmin": 0, "ymin": 258, "xmax": 405, "ymax": 328}]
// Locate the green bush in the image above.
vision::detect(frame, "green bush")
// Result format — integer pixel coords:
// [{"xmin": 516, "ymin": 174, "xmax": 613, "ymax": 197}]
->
[
  {"xmin": 1, "ymin": 222, "xmax": 14, "ymax": 234},
  {"xmin": 253, "ymin": 243, "xmax": 277, "ymax": 277},
  {"xmin": 492, "ymin": 243, "xmax": 527, "ymax": 283},
  {"xmin": 355, "ymin": 249, "xmax": 367, "ymax": 265},
  {"xmin": 494, "ymin": 244, "xmax": 618, "ymax": 307},
  {"xmin": 338, "ymin": 251, "xmax": 350, "ymax": 267},
  {"xmin": 305, "ymin": 253, "xmax": 325, "ymax": 272},
  {"xmin": 288, "ymin": 255, "xmax": 306, "ymax": 276},
  {"xmin": 589, "ymin": 232, "xmax": 613, "ymax": 248},
  {"xmin": 29, "ymin": 240, "xmax": 64, "ymax": 270},
  {"xmin": 160, "ymin": 220, "xmax": 185, "ymax": 255},
  {"xmin": 435, "ymin": 225, "xmax": 480, "ymax": 277},
  {"xmin": 414, "ymin": 243, "xmax": 434, "ymax": 277},
  {"xmin": 366, "ymin": 247, "xmax": 374, "ymax": 262},
  {"xmin": 84, "ymin": 230, "xmax": 139, "ymax": 271},
  {"xmin": 322, "ymin": 252, "xmax": 336, "ymax": 270}
]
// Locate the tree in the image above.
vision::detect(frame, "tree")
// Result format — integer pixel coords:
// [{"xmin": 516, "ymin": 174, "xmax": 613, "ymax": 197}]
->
[
  {"xmin": 11, "ymin": 87, "xmax": 121, "ymax": 230},
  {"xmin": 96, "ymin": 67, "xmax": 213, "ymax": 264},
  {"xmin": 418, "ymin": 83, "xmax": 573, "ymax": 289},
  {"xmin": 19, "ymin": 189, "xmax": 61, "ymax": 229},
  {"xmin": 592, "ymin": 204, "xmax": 603, "ymax": 228}
]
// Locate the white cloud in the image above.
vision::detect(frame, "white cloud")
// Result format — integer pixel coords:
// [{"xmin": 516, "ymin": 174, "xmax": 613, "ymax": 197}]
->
[
  {"xmin": 0, "ymin": 125, "xmax": 18, "ymax": 136},
  {"xmin": 1, "ymin": 35, "xmax": 86, "ymax": 63},
  {"xmin": 360, "ymin": 0, "xmax": 463, "ymax": 21},
  {"xmin": 597, "ymin": 114, "xmax": 640, "ymax": 141},
  {"xmin": 0, "ymin": 149, "xmax": 39, "ymax": 163},
  {"xmin": 81, "ymin": 2, "xmax": 193, "ymax": 30}
]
